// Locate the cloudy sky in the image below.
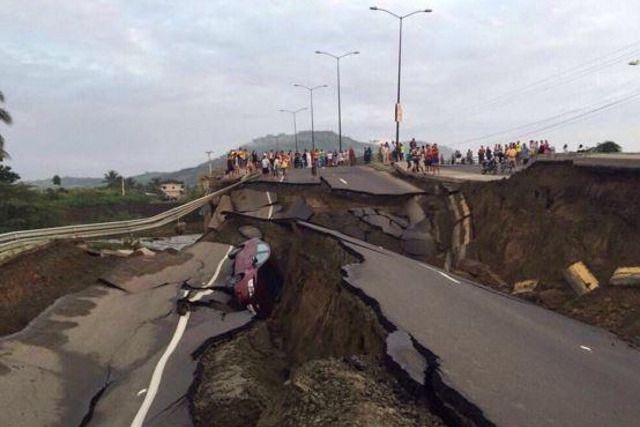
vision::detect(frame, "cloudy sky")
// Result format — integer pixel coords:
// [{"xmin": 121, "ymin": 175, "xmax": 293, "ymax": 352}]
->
[{"xmin": 1, "ymin": 0, "xmax": 640, "ymax": 179}]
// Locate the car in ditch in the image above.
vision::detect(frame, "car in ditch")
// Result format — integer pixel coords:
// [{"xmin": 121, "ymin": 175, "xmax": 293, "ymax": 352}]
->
[{"xmin": 228, "ymin": 237, "xmax": 281, "ymax": 318}]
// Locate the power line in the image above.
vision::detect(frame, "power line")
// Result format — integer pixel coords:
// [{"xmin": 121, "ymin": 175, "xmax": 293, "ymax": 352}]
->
[
  {"xmin": 452, "ymin": 84, "xmax": 640, "ymax": 146},
  {"xmin": 426, "ymin": 40, "xmax": 640, "ymax": 129}
]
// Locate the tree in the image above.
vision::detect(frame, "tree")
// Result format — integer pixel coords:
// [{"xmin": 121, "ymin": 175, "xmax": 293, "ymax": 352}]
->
[
  {"xmin": 52, "ymin": 175, "xmax": 62, "ymax": 186},
  {"xmin": 102, "ymin": 170, "xmax": 121, "ymax": 188},
  {"xmin": 0, "ymin": 164, "xmax": 20, "ymax": 184},
  {"xmin": 145, "ymin": 177, "xmax": 162, "ymax": 193},
  {"xmin": 589, "ymin": 141, "xmax": 622, "ymax": 153},
  {"xmin": 0, "ymin": 90, "xmax": 12, "ymax": 161}
]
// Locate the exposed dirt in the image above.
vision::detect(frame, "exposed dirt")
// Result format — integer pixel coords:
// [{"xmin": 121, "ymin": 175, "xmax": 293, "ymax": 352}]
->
[
  {"xmin": 193, "ymin": 218, "xmax": 443, "ymax": 426},
  {"xmin": 460, "ymin": 163, "xmax": 640, "ymax": 345},
  {"xmin": 0, "ymin": 241, "xmax": 123, "ymax": 336}
]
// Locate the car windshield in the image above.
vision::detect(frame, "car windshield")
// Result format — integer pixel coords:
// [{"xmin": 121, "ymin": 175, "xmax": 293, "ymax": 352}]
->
[{"xmin": 255, "ymin": 242, "xmax": 270, "ymax": 266}]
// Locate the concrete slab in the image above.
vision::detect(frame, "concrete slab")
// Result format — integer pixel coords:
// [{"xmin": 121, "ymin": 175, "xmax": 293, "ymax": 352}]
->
[
  {"xmin": 101, "ymin": 242, "xmax": 233, "ymax": 292},
  {"xmin": 563, "ymin": 261, "xmax": 599, "ymax": 296},
  {"xmin": 275, "ymin": 197, "xmax": 314, "ymax": 221},
  {"xmin": 239, "ymin": 225, "xmax": 263, "ymax": 239},
  {"xmin": 231, "ymin": 189, "xmax": 277, "ymax": 213},
  {"xmin": 609, "ymin": 267, "xmax": 640, "ymax": 286},
  {"xmin": 239, "ymin": 204, "xmax": 283, "ymax": 220},
  {"xmin": 208, "ymin": 194, "xmax": 232, "ymax": 230}
]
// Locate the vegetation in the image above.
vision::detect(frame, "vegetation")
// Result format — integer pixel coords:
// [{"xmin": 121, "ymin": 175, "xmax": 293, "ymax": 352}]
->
[
  {"xmin": 0, "ymin": 164, "xmax": 20, "ymax": 184},
  {"xmin": 589, "ymin": 141, "xmax": 622, "ymax": 153},
  {"xmin": 52, "ymin": 175, "xmax": 61, "ymax": 186}
]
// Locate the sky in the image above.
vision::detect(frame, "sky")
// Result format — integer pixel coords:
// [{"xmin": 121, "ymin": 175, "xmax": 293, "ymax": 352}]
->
[{"xmin": 1, "ymin": 0, "xmax": 640, "ymax": 180}]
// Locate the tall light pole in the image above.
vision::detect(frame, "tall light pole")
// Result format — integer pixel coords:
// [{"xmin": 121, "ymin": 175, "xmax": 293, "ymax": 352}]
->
[
  {"xmin": 293, "ymin": 83, "xmax": 328, "ymax": 153},
  {"xmin": 315, "ymin": 50, "xmax": 359, "ymax": 152},
  {"xmin": 280, "ymin": 107, "xmax": 308, "ymax": 152},
  {"xmin": 370, "ymin": 6, "xmax": 432, "ymax": 149},
  {"xmin": 205, "ymin": 150, "xmax": 214, "ymax": 176}
]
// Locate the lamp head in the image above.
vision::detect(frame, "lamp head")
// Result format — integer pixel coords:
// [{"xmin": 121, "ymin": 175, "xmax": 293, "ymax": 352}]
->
[
  {"xmin": 370, "ymin": 6, "xmax": 378, "ymax": 10},
  {"xmin": 630, "ymin": 59, "xmax": 640, "ymax": 66},
  {"xmin": 424, "ymin": 9, "xmax": 433, "ymax": 13}
]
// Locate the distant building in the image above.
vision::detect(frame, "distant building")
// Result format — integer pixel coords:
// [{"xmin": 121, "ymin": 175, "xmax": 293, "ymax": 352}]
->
[{"xmin": 159, "ymin": 180, "xmax": 185, "ymax": 200}]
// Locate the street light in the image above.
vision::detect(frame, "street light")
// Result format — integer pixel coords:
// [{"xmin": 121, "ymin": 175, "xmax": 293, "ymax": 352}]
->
[
  {"xmin": 630, "ymin": 59, "xmax": 640, "ymax": 66},
  {"xmin": 370, "ymin": 6, "xmax": 432, "ymax": 149},
  {"xmin": 280, "ymin": 107, "xmax": 308, "ymax": 152},
  {"xmin": 205, "ymin": 150, "xmax": 214, "ymax": 176},
  {"xmin": 293, "ymin": 83, "xmax": 328, "ymax": 153},
  {"xmin": 315, "ymin": 50, "xmax": 359, "ymax": 152}
]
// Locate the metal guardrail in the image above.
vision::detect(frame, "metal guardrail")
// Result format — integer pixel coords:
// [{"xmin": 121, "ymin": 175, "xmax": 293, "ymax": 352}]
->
[{"xmin": 0, "ymin": 174, "xmax": 258, "ymax": 260}]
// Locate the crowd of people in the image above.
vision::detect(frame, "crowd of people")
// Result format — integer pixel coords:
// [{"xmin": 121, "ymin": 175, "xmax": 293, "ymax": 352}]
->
[
  {"xmin": 223, "ymin": 138, "xmax": 558, "ymax": 179},
  {"xmin": 225, "ymin": 147, "xmax": 359, "ymax": 179},
  {"xmin": 377, "ymin": 138, "xmax": 444, "ymax": 175}
]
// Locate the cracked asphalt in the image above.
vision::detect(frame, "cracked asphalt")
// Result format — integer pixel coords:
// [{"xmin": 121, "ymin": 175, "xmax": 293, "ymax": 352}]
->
[{"xmin": 0, "ymin": 241, "xmax": 251, "ymax": 427}]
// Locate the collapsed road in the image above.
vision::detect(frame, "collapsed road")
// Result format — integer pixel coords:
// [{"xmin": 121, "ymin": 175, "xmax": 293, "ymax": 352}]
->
[{"xmin": 1, "ymin": 164, "xmax": 640, "ymax": 426}]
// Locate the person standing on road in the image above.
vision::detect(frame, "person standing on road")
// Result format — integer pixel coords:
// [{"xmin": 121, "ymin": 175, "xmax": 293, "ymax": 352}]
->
[
  {"xmin": 432, "ymin": 144, "xmax": 440, "ymax": 175},
  {"xmin": 478, "ymin": 146, "xmax": 485, "ymax": 165},
  {"xmin": 261, "ymin": 154, "xmax": 270, "ymax": 177}
]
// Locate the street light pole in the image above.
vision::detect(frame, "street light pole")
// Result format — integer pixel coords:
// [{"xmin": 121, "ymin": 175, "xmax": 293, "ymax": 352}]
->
[
  {"xmin": 279, "ymin": 107, "xmax": 308, "ymax": 152},
  {"xmin": 370, "ymin": 6, "xmax": 432, "ymax": 149},
  {"xmin": 205, "ymin": 150, "xmax": 214, "ymax": 176},
  {"xmin": 293, "ymin": 84, "xmax": 328, "ymax": 153},
  {"xmin": 315, "ymin": 51, "xmax": 359, "ymax": 152}
]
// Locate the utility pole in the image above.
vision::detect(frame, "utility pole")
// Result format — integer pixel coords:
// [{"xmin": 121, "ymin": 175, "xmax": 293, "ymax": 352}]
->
[{"xmin": 121, "ymin": 176, "xmax": 125, "ymax": 197}]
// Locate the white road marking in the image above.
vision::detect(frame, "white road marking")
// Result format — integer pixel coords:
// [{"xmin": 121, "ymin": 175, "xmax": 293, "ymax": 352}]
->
[
  {"xmin": 267, "ymin": 191, "xmax": 274, "ymax": 219},
  {"xmin": 131, "ymin": 245, "xmax": 232, "ymax": 427},
  {"xmin": 205, "ymin": 245, "xmax": 233, "ymax": 288},
  {"xmin": 136, "ymin": 389, "xmax": 147, "ymax": 397},
  {"xmin": 339, "ymin": 178, "xmax": 348, "ymax": 185},
  {"xmin": 580, "ymin": 345, "xmax": 593, "ymax": 352},
  {"xmin": 439, "ymin": 272, "xmax": 461, "ymax": 284}
]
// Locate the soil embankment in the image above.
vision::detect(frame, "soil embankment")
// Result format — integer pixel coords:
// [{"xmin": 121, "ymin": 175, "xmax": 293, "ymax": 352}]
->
[
  {"xmin": 460, "ymin": 162, "xmax": 640, "ymax": 344},
  {"xmin": 0, "ymin": 241, "xmax": 123, "ymax": 336}
]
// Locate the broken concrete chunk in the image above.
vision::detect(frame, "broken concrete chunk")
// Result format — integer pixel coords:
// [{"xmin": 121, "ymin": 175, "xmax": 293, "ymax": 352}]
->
[
  {"xmin": 609, "ymin": 267, "xmax": 640, "ymax": 286},
  {"xmin": 348, "ymin": 207, "xmax": 365, "ymax": 218},
  {"xmin": 385, "ymin": 329, "xmax": 427, "ymax": 386},
  {"xmin": 208, "ymin": 194, "xmax": 232, "ymax": 230},
  {"xmin": 402, "ymin": 197, "xmax": 427, "ymax": 226},
  {"xmin": 563, "ymin": 262, "xmax": 599, "ymax": 296},
  {"xmin": 101, "ymin": 249, "xmax": 134, "ymax": 258},
  {"xmin": 512, "ymin": 280, "xmax": 538, "ymax": 295},
  {"xmin": 133, "ymin": 247, "xmax": 156, "ymax": 257}
]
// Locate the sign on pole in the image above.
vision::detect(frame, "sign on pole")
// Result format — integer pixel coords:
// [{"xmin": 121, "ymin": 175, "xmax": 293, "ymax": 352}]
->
[{"xmin": 395, "ymin": 103, "xmax": 403, "ymax": 123}]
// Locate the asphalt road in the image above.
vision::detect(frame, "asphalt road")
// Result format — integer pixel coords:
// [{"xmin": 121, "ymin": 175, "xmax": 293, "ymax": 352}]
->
[
  {"xmin": 262, "ymin": 165, "xmax": 424, "ymax": 196},
  {"xmin": 0, "ymin": 242, "xmax": 252, "ymax": 427},
  {"xmin": 299, "ymin": 221, "xmax": 640, "ymax": 427}
]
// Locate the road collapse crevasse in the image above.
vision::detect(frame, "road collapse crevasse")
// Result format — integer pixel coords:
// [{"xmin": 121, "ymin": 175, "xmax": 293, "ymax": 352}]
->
[
  {"xmin": 189, "ymin": 216, "xmax": 495, "ymax": 426},
  {"xmin": 189, "ymin": 218, "xmax": 447, "ymax": 426}
]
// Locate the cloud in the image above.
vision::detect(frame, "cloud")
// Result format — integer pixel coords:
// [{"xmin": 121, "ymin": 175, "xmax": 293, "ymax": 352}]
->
[{"xmin": 0, "ymin": 0, "xmax": 639, "ymax": 179}]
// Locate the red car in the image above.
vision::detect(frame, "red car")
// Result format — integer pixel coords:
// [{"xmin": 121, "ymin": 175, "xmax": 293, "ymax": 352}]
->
[{"xmin": 228, "ymin": 238, "xmax": 280, "ymax": 318}]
